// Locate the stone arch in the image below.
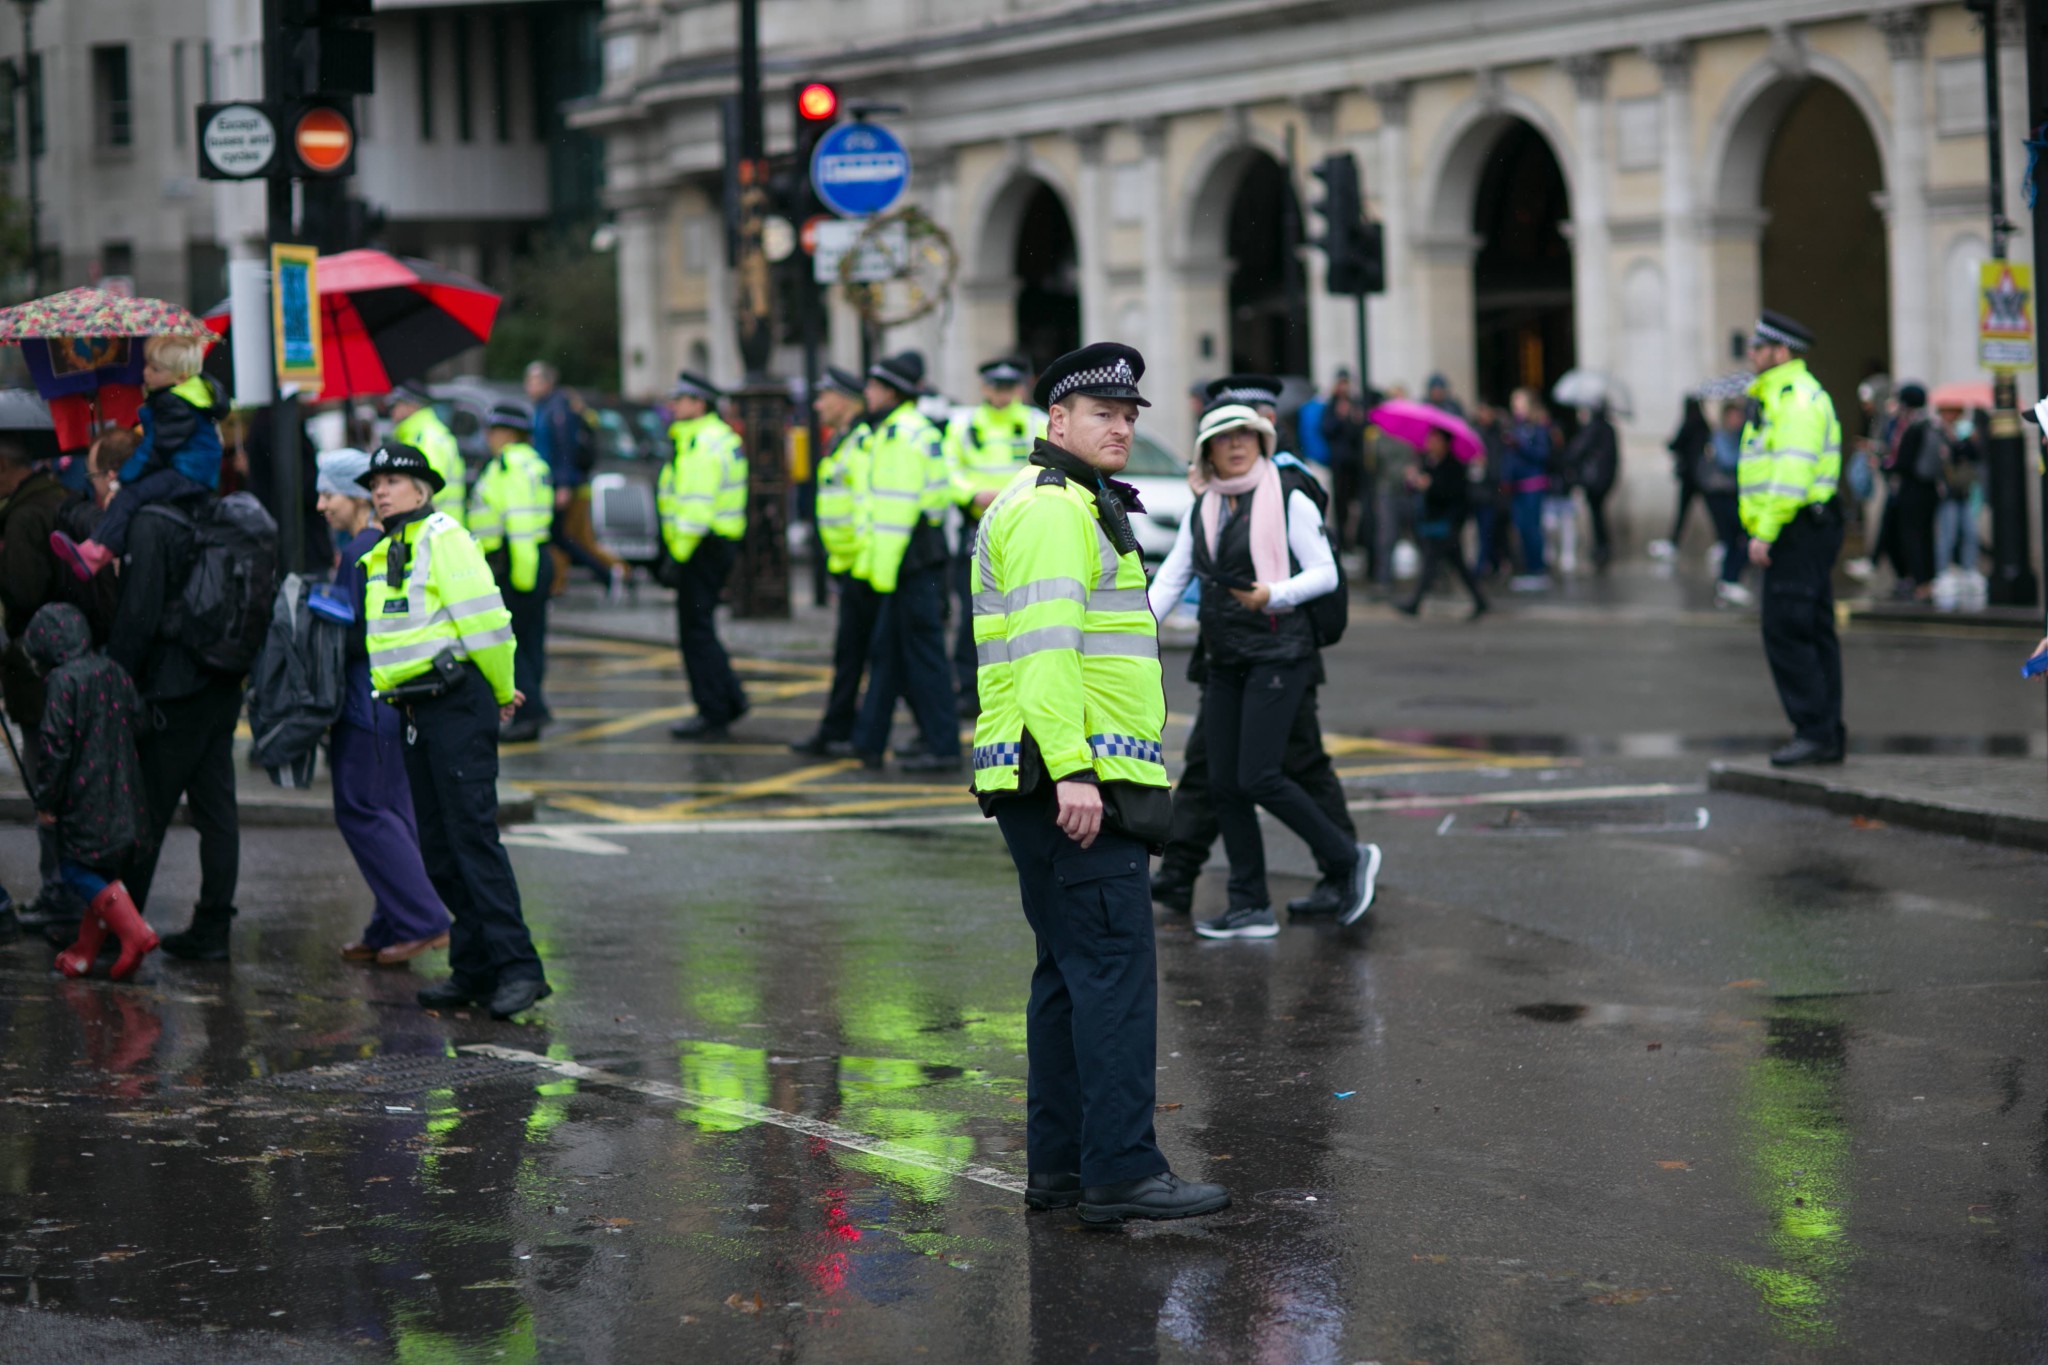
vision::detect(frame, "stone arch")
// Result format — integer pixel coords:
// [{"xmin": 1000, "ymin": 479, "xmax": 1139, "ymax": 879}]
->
[
  {"xmin": 963, "ymin": 163, "xmax": 1084, "ymax": 375},
  {"xmin": 1420, "ymin": 91, "xmax": 1579, "ymax": 241},
  {"xmin": 1178, "ymin": 132, "xmax": 1311, "ymax": 377},
  {"xmin": 967, "ymin": 163, "xmax": 1079, "ymax": 284},
  {"xmin": 1177, "ymin": 128, "xmax": 1291, "ymax": 262},
  {"xmin": 1705, "ymin": 56, "xmax": 1892, "ymax": 216}
]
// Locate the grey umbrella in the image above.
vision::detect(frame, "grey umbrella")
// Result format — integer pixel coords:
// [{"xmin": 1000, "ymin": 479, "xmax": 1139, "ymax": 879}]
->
[{"xmin": 0, "ymin": 388, "xmax": 59, "ymax": 461}]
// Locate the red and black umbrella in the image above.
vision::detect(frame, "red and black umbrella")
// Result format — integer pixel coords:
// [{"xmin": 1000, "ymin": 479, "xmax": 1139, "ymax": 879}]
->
[{"xmin": 203, "ymin": 249, "xmax": 501, "ymax": 401}]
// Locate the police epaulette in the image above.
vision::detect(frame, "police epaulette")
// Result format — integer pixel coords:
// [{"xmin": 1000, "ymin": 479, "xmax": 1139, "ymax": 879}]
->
[{"xmin": 1036, "ymin": 468, "xmax": 1068, "ymax": 488}]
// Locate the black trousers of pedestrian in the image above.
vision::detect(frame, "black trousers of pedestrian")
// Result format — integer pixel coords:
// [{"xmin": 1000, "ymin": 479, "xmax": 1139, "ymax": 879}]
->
[
  {"xmin": 1890, "ymin": 481, "xmax": 1938, "ymax": 587},
  {"xmin": 993, "ymin": 792, "xmax": 1167, "ymax": 1189},
  {"xmin": 1329, "ymin": 456, "xmax": 1363, "ymax": 554},
  {"xmin": 1157, "ymin": 683, "xmax": 1355, "ymax": 889},
  {"xmin": 1405, "ymin": 532, "xmax": 1487, "ymax": 612},
  {"xmin": 402, "ymin": 666, "xmax": 545, "ymax": 991},
  {"xmin": 1585, "ymin": 489, "xmax": 1613, "ymax": 570},
  {"xmin": 854, "ymin": 562, "xmax": 960, "ymax": 759},
  {"xmin": 1705, "ymin": 491, "xmax": 1745, "ymax": 583},
  {"xmin": 1668, "ymin": 479, "xmax": 1699, "ymax": 546},
  {"xmin": 20, "ymin": 727, "xmax": 71, "ymax": 910},
  {"xmin": 951, "ymin": 547, "xmax": 979, "ymax": 703},
  {"xmin": 674, "ymin": 536, "xmax": 748, "ymax": 727},
  {"xmin": 1205, "ymin": 659, "xmax": 1360, "ymax": 911},
  {"xmin": 1761, "ymin": 508, "xmax": 1846, "ymax": 747},
  {"xmin": 126, "ymin": 674, "xmax": 242, "ymax": 918},
  {"xmin": 819, "ymin": 573, "xmax": 881, "ymax": 743},
  {"xmin": 504, "ymin": 549, "xmax": 553, "ymax": 727}
]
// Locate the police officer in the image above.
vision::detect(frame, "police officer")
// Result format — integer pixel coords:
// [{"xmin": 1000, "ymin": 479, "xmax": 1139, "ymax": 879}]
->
[
  {"xmin": 973, "ymin": 341, "xmax": 1230, "ymax": 1225},
  {"xmin": 473, "ymin": 401, "xmax": 555, "ymax": 743},
  {"xmin": 388, "ymin": 383, "xmax": 467, "ymax": 526},
  {"xmin": 1741, "ymin": 310, "xmax": 1846, "ymax": 767},
  {"xmin": 659, "ymin": 372, "xmax": 750, "ymax": 741},
  {"xmin": 852, "ymin": 352, "xmax": 960, "ymax": 772},
  {"xmin": 356, "ymin": 443, "xmax": 550, "ymax": 1020},
  {"xmin": 792, "ymin": 366, "xmax": 878, "ymax": 757},
  {"xmin": 1152, "ymin": 374, "xmax": 1363, "ymax": 918},
  {"xmin": 945, "ymin": 356, "xmax": 1046, "ymax": 712}
]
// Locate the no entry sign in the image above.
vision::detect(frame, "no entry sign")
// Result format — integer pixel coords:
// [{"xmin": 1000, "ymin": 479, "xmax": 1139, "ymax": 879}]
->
[{"xmin": 292, "ymin": 104, "xmax": 356, "ymax": 176}]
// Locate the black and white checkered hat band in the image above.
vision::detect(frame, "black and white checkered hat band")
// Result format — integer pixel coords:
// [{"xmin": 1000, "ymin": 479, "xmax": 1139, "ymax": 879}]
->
[
  {"xmin": 1050, "ymin": 359, "xmax": 1137, "ymax": 404},
  {"xmin": 1215, "ymin": 386, "xmax": 1277, "ymax": 405},
  {"xmin": 1752, "ymin": 319, "xmax": 1808, "ymax": 350}
]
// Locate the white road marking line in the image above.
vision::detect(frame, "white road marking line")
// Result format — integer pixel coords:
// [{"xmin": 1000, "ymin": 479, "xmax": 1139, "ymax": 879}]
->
[
  {"xmin": 1346, "ymin": 781, "xmax": 1706, "ymax": 813},
  {"xmin": 506, "ymin": 811, "xmax": 990, "ymax": 840},
  {"xmin": 461, "ymin": 1045, "xmax": 1026, "ymax": 1195}
]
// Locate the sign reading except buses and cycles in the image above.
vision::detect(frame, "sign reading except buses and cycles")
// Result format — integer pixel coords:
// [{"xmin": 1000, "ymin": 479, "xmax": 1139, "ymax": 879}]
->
[
  {"xmin": 809, "ymin": 121, "xmax": 911, "ymax": 219},
  {"xmin": 271, "ymin": 243, "xmax": 323, "ymax": 394},
  {"xmin": 1979, "ymin": 260, "xmax": 2036, "ymax": 373},
  {"xmin": 196, "ymin": 103, "xmax": 279, "ymax": 179}
]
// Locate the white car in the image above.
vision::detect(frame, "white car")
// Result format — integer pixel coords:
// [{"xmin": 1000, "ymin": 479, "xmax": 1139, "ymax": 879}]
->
[{"xmin": 1119, "ymin": 430, "xmax": 1193, "ymax": 562}]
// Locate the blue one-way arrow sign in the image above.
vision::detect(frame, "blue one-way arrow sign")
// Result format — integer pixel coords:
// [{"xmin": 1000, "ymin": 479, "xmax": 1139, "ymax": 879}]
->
[{"xmin": 810, "ymin": 121, "xmax": 911, "ymax": 219}]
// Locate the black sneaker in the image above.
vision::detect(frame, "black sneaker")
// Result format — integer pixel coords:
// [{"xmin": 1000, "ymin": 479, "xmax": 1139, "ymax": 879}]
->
[
  {"xmin": 1195, "ymin": 906, "xmax": 1279, "ymax": 940},
  {"xmin": 1286, "ymin": 878, "xmax": 1345, "ymax": 917},
  {"xmin": 788, "ymin": 733, "xmax": 831, "ymax": 756},
  {"xmin": 670, "ymin": 717, "xmax": 730, "ymax": 742},
  {"xmin": 1340, "ymin": 844, "xmax": 1382, "ymax": 926},
  {"xmin": 160, "ymin": 907, "xmax": 235, "ymax": 962},
  {"xmin": 488, "ymin": 978, "xmax": 553, "ymax": 1020},
  {"xmin": 417, "ymin": 977, "xmax": 490, "ymax": 1009},
  {"xmin": 1025, "ymin": 1172, "xmax": 1082, "ymax": 1211},
  {"xmin": 1078, "ymin": 1171, "xmax": 1231, "ymax": 1225}
]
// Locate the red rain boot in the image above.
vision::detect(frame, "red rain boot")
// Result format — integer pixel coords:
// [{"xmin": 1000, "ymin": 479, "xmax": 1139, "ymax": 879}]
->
[
  {"xmin": 55, "ymin": 903, "xmax": 108, "ymax": 978},
  {"xmin": 91, "ymin": 882, "xmax": 158, "ymax": 981}
]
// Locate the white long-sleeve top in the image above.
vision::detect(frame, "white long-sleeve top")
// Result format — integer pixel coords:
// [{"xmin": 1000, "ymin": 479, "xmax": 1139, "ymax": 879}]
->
[{"xmin": 1147, "ymin": 486, "xmax": 1338, "ymax": 621}]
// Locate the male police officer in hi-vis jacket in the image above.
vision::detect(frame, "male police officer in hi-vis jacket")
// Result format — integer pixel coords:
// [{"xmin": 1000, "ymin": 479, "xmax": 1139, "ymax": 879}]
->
[{"xmin": 971, "ymin": 342, "xmax": 1230, "ymax": 1226}]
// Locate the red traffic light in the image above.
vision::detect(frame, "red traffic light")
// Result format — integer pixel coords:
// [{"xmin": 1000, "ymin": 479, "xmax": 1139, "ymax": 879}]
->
[{"xmin": 797, "ymin": 82, "xmax": 838, "ymax": 122}]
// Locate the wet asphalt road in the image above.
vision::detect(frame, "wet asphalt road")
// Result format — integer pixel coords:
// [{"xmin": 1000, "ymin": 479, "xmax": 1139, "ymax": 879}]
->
[{"xmin": 3, "ymin": 587, "xmax": 2048, "ymax": 1363}]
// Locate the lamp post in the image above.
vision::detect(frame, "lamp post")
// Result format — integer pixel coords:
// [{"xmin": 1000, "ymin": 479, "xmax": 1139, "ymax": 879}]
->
[{"xmin": 15, "ymin": 0, "xmax": 39, "ymax": 295}]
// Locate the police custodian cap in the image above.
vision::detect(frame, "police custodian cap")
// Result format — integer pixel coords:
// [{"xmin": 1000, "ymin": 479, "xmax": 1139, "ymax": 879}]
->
[
  {"xmin": 358, "ymin": 441, "xmax": 445, "ymax": 494},
  {"xmin": 671, "ymin": 370, "xmax": 722, "ymax": 402},
  {"xmin": 818, "ymin": 365, "xmax": 865, "ymax": 398},
  {"xmin": 1033, "ymin": 342, "xmax": 1150, "ymax": 409},
  {"xmin": 978, "ymin": 355, "xmax": 1030, "ymax": 385},
  {"xmin": 1752, "ymin": 310, "xmax": 1814, "ymax": 352},
  {"xmin": 1204, "ymin": 373, "xmax": 1283, "ymax": 408},
  {"xmin": 487, "ymin": 400, "xmax": 534, "ymax": 432}
]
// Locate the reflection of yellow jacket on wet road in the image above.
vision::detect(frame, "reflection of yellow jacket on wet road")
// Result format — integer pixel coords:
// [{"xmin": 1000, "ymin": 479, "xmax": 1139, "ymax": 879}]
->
[
  {"xmin": 469, "ymin": 442, "xmax": 552, "ymax": 593},
  {"xmin": 858, "ymin": 401, "xmax": 950, "ymax": 594},
  {"xmin": 660, "ymin": 412, "xmax": 748, "ymax": 564},
  {"xmin": 814, "ymin": 419, "xmax": 872, "ymax": 577}
]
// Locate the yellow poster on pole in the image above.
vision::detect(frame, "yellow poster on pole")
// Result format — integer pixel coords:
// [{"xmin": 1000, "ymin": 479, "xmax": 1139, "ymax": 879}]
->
[
  {"xmin": 1978, "ymin": 260, "xmax": 2034, "ymax": 372},
  {"xmin": 270, "ymin": 243, "xmax": 323, "ymax": 393}
]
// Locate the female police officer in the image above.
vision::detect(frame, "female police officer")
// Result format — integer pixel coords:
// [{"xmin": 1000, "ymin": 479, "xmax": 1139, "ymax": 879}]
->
[{"xmin": 357, "ymin": 443, "xmax": 551, "ymax": 1019}]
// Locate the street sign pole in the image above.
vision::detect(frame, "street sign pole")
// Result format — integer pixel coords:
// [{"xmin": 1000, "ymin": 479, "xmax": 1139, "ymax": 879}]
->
[
  {"xmin": 263, "ymin": 0, "xmax": 304, "ymax": 576},
  {"xmin": 2023, "ymin": 0, "xmax": 2048, "ymax": 755},
  {"xmin": 730, "ymin": 0, "xmax": 789, "ymax": 617}
]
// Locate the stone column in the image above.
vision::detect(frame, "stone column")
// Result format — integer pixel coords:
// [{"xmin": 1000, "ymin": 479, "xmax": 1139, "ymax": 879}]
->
[
  {"xmin": 1370, "ymin": 81, "xmax": 1413, "ymax": 391},
  {"xmin": 612, "ymin": 196, "xmax": 664, "ymax": 400},
  {"xmin": 1074, "ymin": 125, "xmax": 1112, "ymax": 347},
  {"xmin": 1648, "ymin": 41, "xmax": 1702, "ymax": 393},
  {"xmin": 1135, "ymin": 117, "xmax": 1190, "ymax": 450},
  {"xmin": 1560, "ymin": 54, "xmax": 1611, "ymax": 380},
  {"xmin": 911, "ymin": 146, "xmax": 966, "ymax": 398},
  {"xmin": 1877, "ymin": 7, "xmax": 1932, "ymax": 383}
]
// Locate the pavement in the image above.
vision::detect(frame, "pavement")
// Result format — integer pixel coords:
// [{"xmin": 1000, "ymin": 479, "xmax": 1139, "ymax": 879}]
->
[{"xmin": 2, "ymin": 555, "xmax": 2047, "ymax": 1362}]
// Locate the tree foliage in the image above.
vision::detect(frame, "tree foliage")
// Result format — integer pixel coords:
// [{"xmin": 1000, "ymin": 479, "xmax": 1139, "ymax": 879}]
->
[{"xmin": 483, "ymin": 226, "xmax": 620, "ymax": 393}]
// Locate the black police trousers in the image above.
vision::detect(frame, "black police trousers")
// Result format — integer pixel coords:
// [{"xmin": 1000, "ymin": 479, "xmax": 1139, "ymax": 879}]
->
[
  {"xmin": 952, "ymin": 548, "xmax": 978, "ymax": 703},
  {"xmin": 127, "ymin": 674, "xmax": 243, "ymax": 917},
  {"xmin": 675, "ymin": 536, "xmax": 748, "ymax": 728},
  {"xmin": 402, "ymin": 666, "xmax": 546, "ymax": 990},
  {"xmin": 505, "ymin": 549, "xmax": 553, "ymax": 727},
  {"xmin": 1761, "ymin": 506, "xmax": 1846, "ymax": 746},
  {"xmin": 819, "ymin": 573, "xmax": 881, "ymax": 743},
  {"xmin": 1156, "ymin": 681, "xmax": 1355, "ymax": 890},
  {"xmin": 854, "ymin": 562, "xmax": 960, "ymax": 759},
  {"xmin": 994, "ymin": 792, "xmax": 1168, "ymax": 1188}
]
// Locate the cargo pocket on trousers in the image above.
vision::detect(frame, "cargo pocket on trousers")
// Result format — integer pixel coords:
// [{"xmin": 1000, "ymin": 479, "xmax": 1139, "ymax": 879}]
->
[
  {"xmin": 444, "ymin": 726, "xmax": 501, "ymax": 785},
  {"xmin": 1052, "ymin": 840, "xmax": 1147, "ymax": 954}
]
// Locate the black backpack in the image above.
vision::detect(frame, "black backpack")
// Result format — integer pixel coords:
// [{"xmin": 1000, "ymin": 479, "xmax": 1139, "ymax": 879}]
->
[
  {"xmin": 571, "ymin": 410, "xmax": 600, "ymax": 475},
  {"xmin": 1276, "ymin": 462, "xmax": 1349, "ymax": 648},
  {"xmin": 140, "ymin": 492, "xmax": 280, "ymax": 676}
]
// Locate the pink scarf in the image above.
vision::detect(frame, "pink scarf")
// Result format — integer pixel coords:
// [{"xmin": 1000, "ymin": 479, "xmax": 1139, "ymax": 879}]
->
[{"xmin": 1199, "ymin": 457, "xmax": 1289, "ymax": 586}]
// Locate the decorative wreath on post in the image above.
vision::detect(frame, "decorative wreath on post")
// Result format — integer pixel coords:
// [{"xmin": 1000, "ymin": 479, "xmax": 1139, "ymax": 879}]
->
[{"xmin": 839, "ymin": 205, "xmax": 959, "ymax": 330}]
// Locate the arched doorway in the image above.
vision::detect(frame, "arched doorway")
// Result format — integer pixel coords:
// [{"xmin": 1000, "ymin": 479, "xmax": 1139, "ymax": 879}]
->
[
  {"xmin": 1471, "ymin": 120, "xmax": 1574, "ymax": 407},
  {"xmin": 1224, "ymin": 152, "xmax": 1308, "ymax": 377},
  {"xmin": 1013, "ymin": 182, "xmax": 1080, "ymax": 375},
  {"xmin": 1757, "ymin": 82, "xmax": 1888, "ymax": 442}
]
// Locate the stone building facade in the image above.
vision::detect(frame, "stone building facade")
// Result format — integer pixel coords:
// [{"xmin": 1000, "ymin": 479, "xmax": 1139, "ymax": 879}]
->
[{"xmin": 581, "ymin": 0, "xmax": 2027, "ymax": 529}]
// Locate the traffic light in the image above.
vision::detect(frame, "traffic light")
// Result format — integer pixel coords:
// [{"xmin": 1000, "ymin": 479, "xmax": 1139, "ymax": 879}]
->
[
  {"xmin": 286, "ymin": 0, "xmax": 374, "ymax": 98},
  {"xmin": 772, "ymin": 78, "xmax": 840, "ymax": 220},
  {"xmin": 1310, "ymin": 152, "xmax": 1384, "ymax": 297}
]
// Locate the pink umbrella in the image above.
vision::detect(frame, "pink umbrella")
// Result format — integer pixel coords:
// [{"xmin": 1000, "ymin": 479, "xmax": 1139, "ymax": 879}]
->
[
  {"xmin": 1366, "ymin": 398, "xmax": 1484, "ymax": 464},
  {"xmin": 1929, "ymin": 379, "xmax": 1993, "ymax": 411}
]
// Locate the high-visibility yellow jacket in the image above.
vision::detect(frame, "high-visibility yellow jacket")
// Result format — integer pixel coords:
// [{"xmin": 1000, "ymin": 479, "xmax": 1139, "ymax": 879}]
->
[
  {"xmin": 469, "ymin": 441, "xmax": 553, "ymax": 593},
  {"xmin": 944, "ymin": 402, "xmax": 1045, "ymax": 518},
  {"xmin": 815, "ymin": 419, "xmax": 872, "ymax": 577},
  {"xmin": 393, "ymin": 406, "xmax": 468, "ymax": 527},
  {"xmin": 971, "ymin": 460, "xmax": 1167, "ymax": 796},
  {"xmin": 1739, "ymin": 358, "xmax": 1841, "ymax": 542},
  {"xmin": 659, "ymin": 412, "xmax": 748, "ymax": 563},
  {"xmin": 359, "ymin": 510, "xmax": 517, "ymax": 704},
  {"xmin": 858, "ymin": 400, "xmax": 950, "ymax": 594}
]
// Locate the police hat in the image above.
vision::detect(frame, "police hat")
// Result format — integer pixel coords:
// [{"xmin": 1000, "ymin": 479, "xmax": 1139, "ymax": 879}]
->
[
  {"xmin": 1752, "ymin": 310, "xmax": 1815, "ymax": 352},
  {"xmin": 671, "ymin": 370, "xmax": 722, "ymax": 403},
  {"xmin": 1033, "ymin": 342, "xmax": 1150, "ymax": 410},
  {"xmin": 357, "ymin": 441, "xmax": 444, "ymax": 494},
  {"xmin": 487, "ymin": 400, "xmax": 534, "ymax": 433},
  {"xmin": 1203, "ymin": 373, "xmax": 1283, "ymax": 409},
  {"xmin": 389, "ymin": 381, "xmax": 434, "ymax": 408},
  {"xmin": 978, "ymin": 355, "xmax": 1029, "ymax": 386},
  {"xmin": 818, "ymin": 365, "xmax": 865, "ymax": 399},
  {"xmin": 868, "ymin": 351, "xmax": 928, "ymax": 397}
]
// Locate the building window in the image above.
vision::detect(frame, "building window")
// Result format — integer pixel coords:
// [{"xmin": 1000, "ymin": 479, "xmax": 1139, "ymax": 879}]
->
[
  {"xmin": 492, "ymin": 15, "xmax": 511, "ymax": 143},
  {"xmin": 1935, "ymin": 56, "xmax": 1988, "ymax": 138},
  {"xmin": 25, "ymin": 53, "xmax": 41, "ymax": 158},
  {"xmin": 172, "ymin": 42, "xmax": 186, "ymax": 148},
  {"xmin": 0, "ymin": 62, "xmax": 16, "ymax": 163},
  {"xmin": 93, "ymin": 46, "xmax": 132, "ymax": 149},
  {"xmin": 1614, "ymin": 96, "xmax": 1660, "ymax": 172},
  {"xmin": 454, "ymin": 12, "xmax": 473, "ymax": 143},
  {"xmin": 201, "ymin": 41, "xmax": 213, "ymax": 103},
  {"xmin": 416, "ymin": 14, "xmax": 434, "ymax": 140},
  {"xmin": 100, "ymin": 242, "xmax": 134, "ymax": 282}
]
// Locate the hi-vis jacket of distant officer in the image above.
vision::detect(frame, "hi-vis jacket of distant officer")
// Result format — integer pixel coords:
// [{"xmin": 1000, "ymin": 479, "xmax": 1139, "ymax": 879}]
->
[
  {"xmin": 355, "ymin": 441, "xmax": 550, "ymax": 1020},
  {"xmin": 945, "ymin": 355, "xmax": 1046, "ymax": 708},
  {"xmin": 971, "ymin": 341, "xmax": 1229, "ymax": 1227},
  {"xmin": 1739, "ymin": 309, "xmax": 1846, "ymax": 768},
  {"xmin": 472, "ymin": 400, "xmax": 555, "ymax": 742},
  {"xmin": 851, "ymin": 351, "xmax": 961, "ymax": 771},
  {"xmin": 658, "ymin": 371, "xmax": 751, "ymax": 739},
  {"xmin": 389, "ymin": 383, "xmax": 468, "ymax": 527},
  {"xmin": 792, "ymin": 365, "xmax": 880, "ymax": 758}
]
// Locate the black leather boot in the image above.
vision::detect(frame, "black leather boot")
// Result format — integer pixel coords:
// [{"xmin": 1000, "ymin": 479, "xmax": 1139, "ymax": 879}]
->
[{"xmin": 159, "ymin": 905, "xmax": 235, "ymax": 962}]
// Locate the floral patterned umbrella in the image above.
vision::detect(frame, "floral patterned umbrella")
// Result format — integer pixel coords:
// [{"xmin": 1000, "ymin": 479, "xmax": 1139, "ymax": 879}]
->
[{"xmin": 0, "ymin": 287, "xmax": 215, "ymax": 341}]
